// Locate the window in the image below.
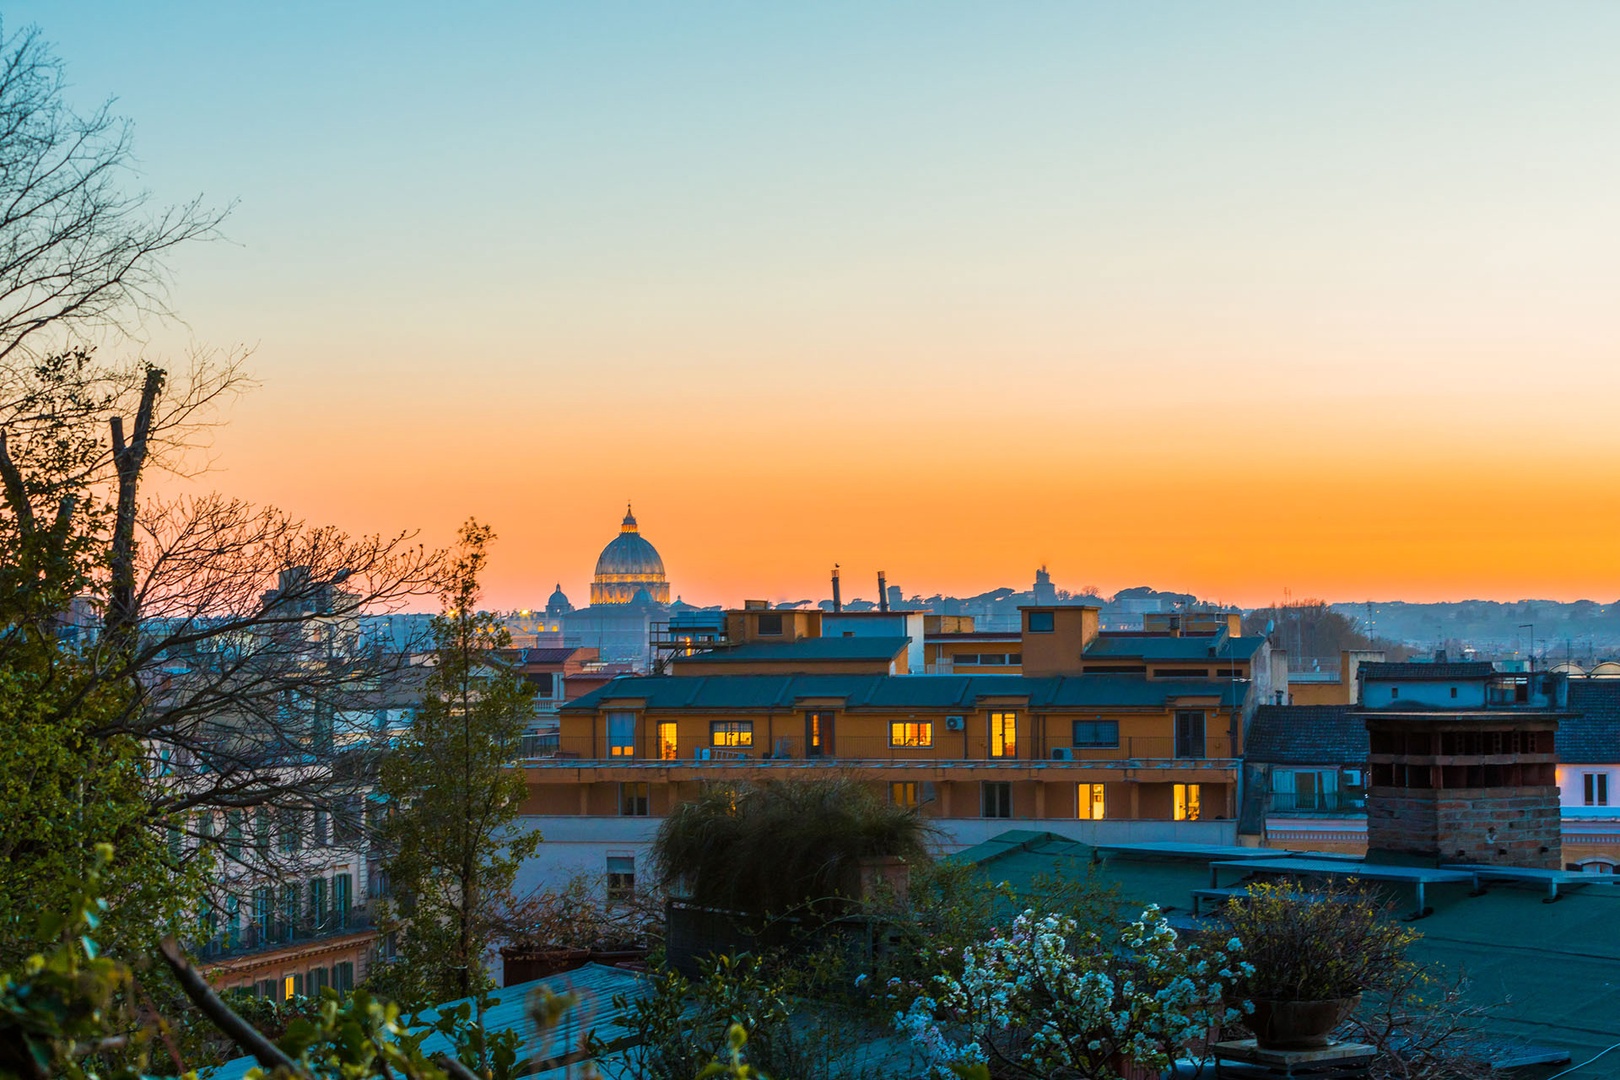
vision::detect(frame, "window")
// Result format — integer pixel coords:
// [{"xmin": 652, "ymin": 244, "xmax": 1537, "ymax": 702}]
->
[
  {"xmin": 890, "ymin": 782, "xmax": 919, "ymax": 808},
  {"xmin": 332, "ymin": 962, "xmax": 355, "ymax": 994},
  {"xmin": 954, "ymin": 654, "xmax": 980, "ymax": 666},
  {"xmin": 1585, "ymin": 773, "xmax": 1610, "ymax": 807},
  {"xmin": 307, "ymin": 967, "xmax": 329, "ymax": 995},
  {"xmin": 1072, "ymin": 720, "xmax": 1120, "ymax": 748},
  {"xmin": 806, "ymin": 711, "xmax": 834, "ymax": 757},
  {"xmin": 1391, "ymin": 686, "xmax": 1400, "ymax": 700},
  {"xmin": 226, "ymin": 810, "xmax": 243, "ymax": 860},
  {"xmin": 606, "ymin": 854, "xmax": 636, "ymax": 901},
  {"xmin": 1028, "ymin": 611, "xmax": 1055, "ymax": 633},
  {"xmin": 1008, "ymin": 653, "xmax": 1022, "ymax": 665},
  {"xmin": 1174, "ymin": 783, "xmax": 1202, "ymax": 821},
  {"xmin": 1174, "ymin": 711, "xmax": 1205, "ymax": 759},
  {"xmin": 607, "ymin": 711, "xmax": 637, "ymax": 757},
  {"xmin": 529, "ymin": 671, "xmax": 555, "ymax": 696},
  {"xmin": 989, "ymin": 712, "xmax": 1018, "ymax": 758},
  {"xmin": 619, "ymin": 782, "xmax": 650, "ymax": 816},
  {"xmin": 1450, "ymin": 686, "xmax": 1458, "ymax": 699},
  {"xmin": 279, "ymin": 808, "xmax": 302, "ymax": 853},
  {"xmin": 981, "ymin": 781, "xmax": 1012, "ymax": 818},
  {"xmin": 253, "ymin": 887, "xmax": 273, "ymax": 939},
  {"xmin": 756, "ymin": 613, "xmax": 783, "ymax": 636},
  {"xmin": 333, "ymin": 874, "xmax": 352, "ymax": 930},
  {"xmin": 710, "ymin": 721, "xmax": 753, "ymax": 747},
  {"xmin": 657, "ymin": 721, "xmax": 679, "ymax": 761},
  {"xmin": 1077, "ymin": 783, "xmax": 1106, "ymax": 820},
  {"xmin": 279, "ymin": 885, "xmax": 299, "ymax": 942},
  {"xmin": 889, "ymin": 721, "xmax": 933, "ymax": 748},
  {"xmin": 314, "ymin": 810, "xmax": 330, "ymax": 847},
  {"xmin": 224, "ymin": 895, "xmax": 240, "ymax": 947},
  {"xmin": 309, "ymin": 878, "xmax": 328, "ymax": 929}
]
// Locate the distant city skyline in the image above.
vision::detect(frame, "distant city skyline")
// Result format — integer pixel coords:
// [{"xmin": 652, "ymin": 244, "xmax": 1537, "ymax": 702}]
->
[{"xmin": 11, "ymin": 3, "xmax": 1620, "ymax": 608}]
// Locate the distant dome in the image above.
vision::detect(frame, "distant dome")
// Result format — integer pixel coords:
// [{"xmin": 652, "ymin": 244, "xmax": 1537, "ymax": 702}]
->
[
  {"xmin": 545, "ymin": 583, "xmax": 574, "ymax": 617},
  {"xmin": 591, "ymin": 505, "xmax": 670, "ymax": 606}
]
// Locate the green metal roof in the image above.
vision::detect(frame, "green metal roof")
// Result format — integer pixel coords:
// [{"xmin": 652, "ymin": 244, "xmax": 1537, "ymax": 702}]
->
[
  {"xmin": 953, "ymin": 831, "xmax": 1620, "ymax": 1076},
  {"xmin": 562, "ymin": 673, "xmax": 1249, "ymax": 714},
  {"xmin": 1084, "ymin": 634, "xmax": 1266, "ymax": 663},
  {"xmin": 672, "ymin": 636, "xmax": 910, "ymax": 665}
]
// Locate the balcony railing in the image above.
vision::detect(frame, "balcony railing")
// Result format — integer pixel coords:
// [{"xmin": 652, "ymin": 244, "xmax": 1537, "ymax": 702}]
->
[
  {"xmin": 193, "ymin": 907, "xmax": 373, "ymax": 962},
  {"xmin": 1267, "ymin": 792, "xmax": 1366, "ymax": 814},
  {"xmin": 517, "ymin": 733, "xmax": 1236, "ymax": 768}
]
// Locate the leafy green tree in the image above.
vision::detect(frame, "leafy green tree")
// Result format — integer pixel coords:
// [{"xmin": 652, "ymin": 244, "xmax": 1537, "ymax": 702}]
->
[{"xmin": 374, "ymin": 521, "xmax": 540, "ymax": 1007}]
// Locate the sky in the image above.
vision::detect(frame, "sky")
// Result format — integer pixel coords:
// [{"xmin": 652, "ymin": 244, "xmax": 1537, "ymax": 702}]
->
[{"xmin": 11, "ymin": 3, "xmax": 1620, "ymax": 609}]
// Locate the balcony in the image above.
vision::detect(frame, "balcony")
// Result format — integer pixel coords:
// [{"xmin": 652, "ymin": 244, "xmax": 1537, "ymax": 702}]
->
[
  {"xmin": 193, "ymin": 907, "xmax": 373, "ymax": 963},
  {"xmin": 517, "ymin": 733, "xmax": 1236, "ymax": 771}
]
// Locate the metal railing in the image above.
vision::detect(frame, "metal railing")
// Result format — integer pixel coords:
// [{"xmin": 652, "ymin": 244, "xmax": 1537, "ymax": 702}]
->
[
  {"xmin": 517, "ymin": 732, "xmax": 1236, "ymax": 767},
  {"xmin": 1267, "ymin": 792, "xmax": 1366, "ymax": 814},
  {"xmin": 193, "ymin": 907, "xmax": 373, "ymax": 961}
]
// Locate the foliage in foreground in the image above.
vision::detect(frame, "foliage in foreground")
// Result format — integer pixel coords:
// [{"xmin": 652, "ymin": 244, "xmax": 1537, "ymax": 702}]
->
[
  {"xmin": 652, "ymin": 776, "xmax": 937, "ymax": 917},
  {"xmin": 373, "ymin": 520, "xmax": 540, "ymax": 1010}
]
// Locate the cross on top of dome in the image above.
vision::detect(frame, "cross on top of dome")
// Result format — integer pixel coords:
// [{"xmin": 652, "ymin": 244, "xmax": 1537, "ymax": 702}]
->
[{"xmin": 622, "ymin": 503, "xmax": 638, "ymax": 533}]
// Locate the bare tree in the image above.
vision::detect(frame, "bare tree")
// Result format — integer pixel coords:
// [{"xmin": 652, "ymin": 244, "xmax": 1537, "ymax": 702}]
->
[{"xmin": 0, "ymin": 22, "xmax": 228, "ymax": 363}]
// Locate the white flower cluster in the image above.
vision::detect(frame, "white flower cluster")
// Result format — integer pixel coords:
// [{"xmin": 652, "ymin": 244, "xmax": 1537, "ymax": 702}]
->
[{"xmin": 895, "ymin": 906, "xmax": 1250, "ymax": 1080}]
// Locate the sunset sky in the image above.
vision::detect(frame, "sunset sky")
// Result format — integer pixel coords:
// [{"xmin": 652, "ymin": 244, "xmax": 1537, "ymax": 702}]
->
[{"xmin": 14, "ymin": 3, "xmax": 1620, "ymax": 609}]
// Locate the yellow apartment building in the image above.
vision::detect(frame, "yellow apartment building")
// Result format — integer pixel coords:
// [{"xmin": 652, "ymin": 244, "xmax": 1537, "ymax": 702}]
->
[{"xmin": 510, "ymin": 605, "xmax": 1277, "ymax": 895}]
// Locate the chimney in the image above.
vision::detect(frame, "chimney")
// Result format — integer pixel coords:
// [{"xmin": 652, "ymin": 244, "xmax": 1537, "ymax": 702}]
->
[
  {"xmin": 831, "ymin": 565, "xmax": 842, "ymax": 613},
  {"xmin": 877, "ymin": 571, "xmax": 888, "ymax": 613}
]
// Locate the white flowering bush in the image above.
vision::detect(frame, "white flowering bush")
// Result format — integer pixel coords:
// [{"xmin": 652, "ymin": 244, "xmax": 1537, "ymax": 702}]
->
[{"xmin": 895, "ymin": 906, "xmax": 1249, "ymax": 1080}]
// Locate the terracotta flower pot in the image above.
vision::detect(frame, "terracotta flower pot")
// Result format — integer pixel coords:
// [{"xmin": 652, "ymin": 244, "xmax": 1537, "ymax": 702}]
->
[{"xmin": 1249, "ymin": 995, "xmax": 1361, "ymax": 1050}]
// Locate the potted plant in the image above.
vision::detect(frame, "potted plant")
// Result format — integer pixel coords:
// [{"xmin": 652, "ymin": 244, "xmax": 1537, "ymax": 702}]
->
[{"xmin": 1221, "ymin": 879, "xmax": 1416, "ymax": 1050}]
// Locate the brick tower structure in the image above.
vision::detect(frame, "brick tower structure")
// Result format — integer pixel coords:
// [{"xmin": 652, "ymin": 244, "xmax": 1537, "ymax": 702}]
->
[{"xmin": 1358, "ymin": 662, "xmax": 1566, "ymax": 869}]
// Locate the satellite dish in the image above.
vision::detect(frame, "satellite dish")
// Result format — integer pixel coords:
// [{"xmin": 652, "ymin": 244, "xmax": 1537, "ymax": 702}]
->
[{"xmin": 1265, "ymin": 619, "xmax": 1276, "ymax": 636}]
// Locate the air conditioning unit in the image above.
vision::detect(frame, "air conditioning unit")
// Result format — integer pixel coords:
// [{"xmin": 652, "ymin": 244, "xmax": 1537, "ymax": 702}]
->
[
  {"xmin": 945, "ymin": 715, "xmax": 965, "ymax": 731},
  {"xmin": 1051, "ymin": 747, "xmax": 1075, "ymax": 761}
]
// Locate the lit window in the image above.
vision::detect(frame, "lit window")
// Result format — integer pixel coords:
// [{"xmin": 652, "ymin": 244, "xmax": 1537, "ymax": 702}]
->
[
  {"xmin": 981, "ymin": 781, "xmax": 1012, "ymax": 818},
  {"xmin": 989, "ymin": 712, "xmax": 1018, "ymax": 758},
  {"xmin": 1077, "ymin": 783, "xmax": 1106, "ymax": 820},
  {"xmin": 619, "ymin": 782, "xmax": 650, "ymax": 816},
  {"xmin": 890, "ymin": 782, "xmax": 919, "ymax": 808},
  {"xmin": 806, "ymin": 711, "xmax": 834, "ymax": 757},
  {"xmin": 710, "ymin": 721, "xmax": 753, "ymax": 747},
  {"xmin": 1174, "ymin": 783, "xmax": 1202, "ymax": 821},
  {"xmin": 890, "ymin": 721, "xmax": 933, "ymax": 748},
  {"xmin": 657, "ymin": 721, "xmax": 678, "ymax": 761},
  {"xmin": 1585, "ymin": 773, "xmax": 1609, "ymax": 807},
  {"xmin": 1028, "ymin": 611, "xmax": 1055, "ymax": 633},
  {"xmin": 1072, "ymin": 720, "xmax": 1119, "ymax": 748},
  {"xmin": 607, "ymin": 712, "xmax": 636, "ymax": 757}
]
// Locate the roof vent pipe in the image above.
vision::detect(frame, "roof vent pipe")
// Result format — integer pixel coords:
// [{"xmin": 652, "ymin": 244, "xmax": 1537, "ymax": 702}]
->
[
  {"xmin": 878, "ymin": 571, "xmax": 888, "ymax": 613},
  {"xmin": 832, "ymin": 565, "xmax": 842, "ymax": 613}
]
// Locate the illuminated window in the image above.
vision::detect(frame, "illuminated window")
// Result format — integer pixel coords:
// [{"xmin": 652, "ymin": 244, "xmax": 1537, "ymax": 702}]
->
[
  {"xmin": 982, "ymin": 781, "xmax": 1012, "ymax": 818},
  {"xmin": 619, "ymin": 782, "xmax": 650, "ymax": 816},
  {"xmin": 1028, "ymin": 611, "xmax": 1055, "ymax": 633},
  {"xmin": 1077, "ymin": 783, "xmax": 1106, "ymax": 820},
  {"xmin": 1073, "ymin": 720, "xmax": 1119, "ymax": 748},
  {"xmin": 657, "ymin": 721, "xmax": 679, "ymax": 761},
  {"xmin": 989, "ymin": 712, "xmax": 1018, "ymax": 758},
  {"xmin": 806, "ymin": 711, "xmax": 834, "ymax": 757},
  {"xmin": 1174, "ymin": 783, "xmax": 1202, "ymax": 821},
  {"xmin": 890, "ymin": 782, "xmax": 919, "ymax": 808},
  {"xmin": 607, "ymin": 712, "xmax": 636, "ymax": 757},
  {"xmin": 889, "ymin": 721, "xmax": 933, "ymax": 748},
  {"xmin": 710, "ymin": 721, "xmax": 753, "ymax": 747}
]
